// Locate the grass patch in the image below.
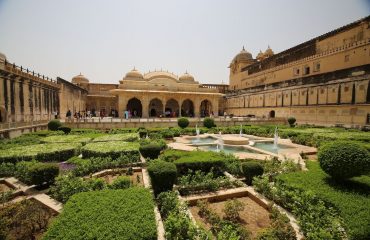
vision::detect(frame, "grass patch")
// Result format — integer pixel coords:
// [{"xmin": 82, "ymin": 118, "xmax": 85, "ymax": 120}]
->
[
  {"xmin": 44, "ymin": 188, "xmax": 157, "ymax": 240},
  {"xmin": 277, "ymin": 161, "xmax": 370, "ymax": 240}
]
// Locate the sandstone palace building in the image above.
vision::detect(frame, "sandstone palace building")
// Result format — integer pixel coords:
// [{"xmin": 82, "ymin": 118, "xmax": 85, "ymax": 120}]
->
[
  {"xmin": 225, "ymin": 16, "xmax": 370, "ymax": 127},
  {"xmin": 0, "ymin": 16, "xmax": 369, "ymax": 127}
]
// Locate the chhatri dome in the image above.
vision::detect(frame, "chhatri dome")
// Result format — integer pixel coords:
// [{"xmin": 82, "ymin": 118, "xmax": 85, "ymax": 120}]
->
[
  {"xmin": 125, "ymin": 68, "xmax": 144, "ymax": 79},
  {"xmin": 232, "ymin": 46, "xmax": 253, "ymax": 62},
  {"xmin": 256, "ymin": 50, "xmax": 265, "ymax": 61},
  {"xmin": 179, "ymin": 71, "xmax": 195, "ymax": 83},
  {"xmin": 72, "ymin": 73, "xmax": 89, "ymax": 84},
  {"xmin": 264, "ymin": 45, "xmax": 274, "ymax": 57}
]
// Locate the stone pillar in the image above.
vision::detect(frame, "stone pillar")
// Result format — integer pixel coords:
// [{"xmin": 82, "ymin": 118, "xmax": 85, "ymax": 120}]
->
[
  {"xmin": 118, "ymin": 95, "xmax": 127, "ymax": 118},
  {"xmin": 142, "ymin": 95, "xmax": 149, "ymax": 118},
  {"xmin": 213, "ymin": 97, "xmax": 219, "ymax": 116},
  {"xmin": 178, "ymin": 98, "xmax": 183, "ymax": 117},
  {"xmin": 194, "ymin": 96, "xmax": 200, "ymax": 118}
]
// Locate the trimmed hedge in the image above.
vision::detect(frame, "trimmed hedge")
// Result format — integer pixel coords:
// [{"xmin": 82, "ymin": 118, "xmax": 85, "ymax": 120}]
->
[
  {"xmin": 0, "ymin": 143, "xmax": 80, "ymax": 163},
  {"xmin": 58, "ymin": 126, "xmax": 71, "ymax": 134},
  {"xmin": 16, "ymin": 161, "xmax": 59, "ymax": 186},
  {"xmin": 139, "ymin": 143, "xmax": 162, "ymax": 160},
  {"xmin": 318, "ymin": 141, "xmax": 370, "ymax": 179},
  {"xmin": 241, "ymin": 162, "xmax": 264, "ymax": 185},
  {"xmin": 203, "ymin": 117, "xmax": 215, "ymax": 128},
  {"xmin": 81, "ymin": 142, "xmax": 140, "ymax": 160},
  {"xmin": 147, "ymin": 160, "xmax": 177, "ymax": 196},
  {"xmin": 47, "ymin": 120, "xmax": 62, "ymax": 131},
  {"xmin": 287, "ymin": 117, "xmax": 296, "ymax": 127},
  {"xmin": 178, "ymin": 117, "xmax": 190, "ymax": 128},
  {"xmin": 42, "ymin": 135, "xmax": 91, "ymax": 144},
  {"xmin": 44, "ymin": 188, "xmax": 157, "ymax": 240},
  {"xmin": 161, "ymin": 150, "xmax": 226, "ymax": 175},
  {"xmin": 92, "ymin": 133, "xmax": 139, "ymax": 142}
]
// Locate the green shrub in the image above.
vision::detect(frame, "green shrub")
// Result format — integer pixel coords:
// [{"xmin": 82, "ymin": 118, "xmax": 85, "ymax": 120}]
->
[
  {"xmin": 139, "ymin": 143, "xmax": 162, "ymax": 160},
  {"xmin": 109, "ymin": 176, "xmax": 132, "ymax": 189},
  {"xmin": 287, "ymin": 117, "xmax": 296, "ymax": 127},
  {"xmin": 0, "ymin": 163, "xmax": 16, "ymax": 177},
  {"xmin": 223, "ymin": 199, "xmax": 245, "ymax": 223},
  {"xmin": 47, "ymin": 119, "xmax": 62, "ymax": 131},
  {"xmin": 44, "ymin": 188, "xmax": 157, "ymax": 240},
  {"xmin": 58, "ymin": 126, "xmax": 71, "ymax": 134},
  {"xmin": 241, "ymin": 162, "xmax": 264, "ymax": 185},
  {"xmin": 178, "ymin": 117, "xmax": 190, "ymax": 128},
  {"xmin": 16, "ymin": 161, "xmax": 59, "ymax": 186},
  {"xmin": 50, "ymin": 175, "xmax": 99, "ymax": 203},
  {"xmin": 147, "ymin": 160, "xmax": 177, "ymax": 196},
  {"xmin": 161, "ymin": 129, "xmax": 174, "ymax": 139},
  {"xmin": 203, "ymin": 117, "xmax": 215, "ymax": 128},
  {"xmin": 174, "ymin": 154, "xmax": 225, "ymax": 175},
  {"xmin": 157, "ymin": 191, "xmax": 179, "ymax": 219},
  {"xmin": 138, "ymin": 129, "xmax": 147, "ymax": 138},
  {"xmin": 318, "ymin": 141, "xmax": 370, "ymax": 179}
]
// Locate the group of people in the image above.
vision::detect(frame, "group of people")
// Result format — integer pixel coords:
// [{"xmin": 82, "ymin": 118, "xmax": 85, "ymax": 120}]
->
[{"xmin": 65, "ymin": 108, "xmax": 119, "ymax": 121}]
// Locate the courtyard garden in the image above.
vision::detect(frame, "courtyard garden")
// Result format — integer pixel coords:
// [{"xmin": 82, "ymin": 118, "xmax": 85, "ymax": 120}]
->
[{"xmin": 0, "ymin": 119, "xmax": 369, "ymax": 239}]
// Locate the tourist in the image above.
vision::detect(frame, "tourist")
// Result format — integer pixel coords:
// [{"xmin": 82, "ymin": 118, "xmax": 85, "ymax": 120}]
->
[{"xmin": 66, "ymin": 109, "xmax": 72, "ymax": 122}]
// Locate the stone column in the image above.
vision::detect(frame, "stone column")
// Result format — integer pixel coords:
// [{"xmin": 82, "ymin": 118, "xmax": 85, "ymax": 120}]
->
[
  {"xmin": 194, "ymin": 96, "xmax": 200, "ymax": 118},
  {"xmin": 118, "ymin": 94, "xmax": 127, "ymax": 118},
  {"xmin": 213, "ymin": 97, "xmax": 219, "ymax": 116},
  {"xmin": 178, "ymin": 98, "xmax": 183, "ymax": 117},
  {"xmin": 142, "ymin": 95, "xmax": 149, "ymax": 118}
]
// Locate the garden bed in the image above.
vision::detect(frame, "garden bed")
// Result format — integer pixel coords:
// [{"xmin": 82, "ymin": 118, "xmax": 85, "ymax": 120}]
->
[
  {"xmin": 190, "ymin": 196, "xmax": 271, "ymax": 239},
  {"xmin": 90, "ymin": 168, "xmax": 144, "ymax": 187},
  {"xmin": 0, "ymin": 198, "xmax": 57, "ymax": 240},
  {"xmin": 277, "ymin": 161, "xmax": 370, "ymax": 240}
]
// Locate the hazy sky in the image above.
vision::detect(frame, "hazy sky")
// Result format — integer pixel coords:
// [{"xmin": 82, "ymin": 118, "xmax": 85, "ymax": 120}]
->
[{"xmin": 0, "ymin": 0, "xmax": 369, "ymax": 84}]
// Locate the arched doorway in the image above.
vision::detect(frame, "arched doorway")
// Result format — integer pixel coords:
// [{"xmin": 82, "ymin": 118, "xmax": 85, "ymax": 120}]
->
[
  {"xmin": 126, "ymin": 98, "xmax": 142, "ymax": 118},
  {"xmin": 149, "ymin": 98, "xmax": 163, "ymax": 117},
  {"xmin": 165, "ymin": 99, "xmax": 179, "ymax": 117},
  {"xmin": 269, "ymin": 110, "xmax": 275, "ymax": 118},
  {"xmin": 181, "ymin": 99, "xmax": 194, "ymax": 117},
  {"xmin": 0, "ymin": 107, "xmax": 6, "ymax": 123},
  {"xmin": 200, "ymin": 99, "xmax": 212, "ymax": 117}
]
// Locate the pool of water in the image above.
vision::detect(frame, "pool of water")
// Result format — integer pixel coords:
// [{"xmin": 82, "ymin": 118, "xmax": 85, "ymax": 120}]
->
[
  {"xmin": 190, "ymin": 136, "xmax": 216, "ymax": 144},
  {"xmin": 253, "ymin": 142, "xmax": 295, "ymax": 153},
  {"xmin": 198, "ymin": 144, "xmax": 258, "ymax": 154}
]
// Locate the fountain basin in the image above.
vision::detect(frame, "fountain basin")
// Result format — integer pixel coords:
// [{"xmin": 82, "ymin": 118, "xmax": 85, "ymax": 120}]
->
[{"xmin": 221, "ymin": 136, "xmax": 249, "ymax": 145}]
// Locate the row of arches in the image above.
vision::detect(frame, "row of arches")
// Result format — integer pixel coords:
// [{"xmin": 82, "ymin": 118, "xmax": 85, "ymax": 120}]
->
[{"xmin": 126, "ymin": 98, "xmax": 212, "ymax": 118}]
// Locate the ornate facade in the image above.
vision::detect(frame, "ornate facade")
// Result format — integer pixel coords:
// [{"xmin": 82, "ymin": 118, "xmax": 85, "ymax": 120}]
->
[{"xmin": 226, "ymin": 16, "xmax": 370, "ymax": 127}]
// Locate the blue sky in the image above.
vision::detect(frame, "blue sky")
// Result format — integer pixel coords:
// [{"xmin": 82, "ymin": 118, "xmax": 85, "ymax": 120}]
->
[{"xmin": 0, "ymin": 0, "xmax": 369, "ymax": 84}]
